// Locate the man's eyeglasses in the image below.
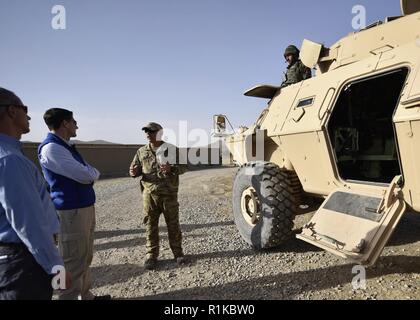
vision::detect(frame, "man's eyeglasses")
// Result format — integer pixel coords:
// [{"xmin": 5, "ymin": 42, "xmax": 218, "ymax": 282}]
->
[
  {"xmin": 0, "ymin": 104, "xmax": 28, "ymax": 114},
  {"xmin": 69, "ymin": 119, "xmax": 77, "ymax": 126}
]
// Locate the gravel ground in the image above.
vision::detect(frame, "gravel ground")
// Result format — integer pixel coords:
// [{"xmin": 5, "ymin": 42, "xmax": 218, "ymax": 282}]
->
[{"xmin": 90, "ymin": 167, "xmax": 420, "ymax": 300}]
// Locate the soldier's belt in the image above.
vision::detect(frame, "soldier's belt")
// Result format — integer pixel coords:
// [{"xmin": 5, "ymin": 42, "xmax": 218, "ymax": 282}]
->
[{"xmin": 141, "ymin": 173, "xmax": 160, "ymax": 183}]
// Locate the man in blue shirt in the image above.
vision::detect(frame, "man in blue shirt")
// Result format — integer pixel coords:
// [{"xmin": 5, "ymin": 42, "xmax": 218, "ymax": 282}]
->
[
  {"xmin": 0, "ymin": 87, "xmax": 68, "ymax": 300},
  {"xmin": 39, "ymin": 108, "xmax": 110, "ymax": 300}
]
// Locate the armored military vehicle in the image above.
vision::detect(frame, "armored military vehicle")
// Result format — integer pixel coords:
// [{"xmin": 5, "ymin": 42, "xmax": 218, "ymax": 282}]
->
[{"xmin": 214, "ymin": 0, "xmax": 420, "ymax": 266}]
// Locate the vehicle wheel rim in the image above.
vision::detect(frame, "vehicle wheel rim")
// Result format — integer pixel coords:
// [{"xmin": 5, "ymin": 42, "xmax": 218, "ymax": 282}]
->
[{"xmin": 240, "ymin": 187, "xmax": 260, "ymax": 226}]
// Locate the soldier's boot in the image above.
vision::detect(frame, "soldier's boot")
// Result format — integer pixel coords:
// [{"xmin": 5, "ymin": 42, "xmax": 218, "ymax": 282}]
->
[{"xmin": 176, "ymin": 256, "xmax": 186, "ymax": 265}]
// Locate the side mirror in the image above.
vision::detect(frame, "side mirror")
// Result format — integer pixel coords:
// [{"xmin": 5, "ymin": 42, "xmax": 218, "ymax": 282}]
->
[{"xmin": 213, "ymin": 114, "xmax": 229, "ymax": 137}]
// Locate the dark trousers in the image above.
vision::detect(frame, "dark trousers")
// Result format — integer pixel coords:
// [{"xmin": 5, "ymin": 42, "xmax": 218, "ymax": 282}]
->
[{"xmin": 0, "ymin": 243, "xmax": 53, "ymax": 300}]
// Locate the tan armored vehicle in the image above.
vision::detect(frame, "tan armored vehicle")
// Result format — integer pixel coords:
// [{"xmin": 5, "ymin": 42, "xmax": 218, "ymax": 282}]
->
[{"xmin": 214, "ymin": 0, "xmax": 420, "ymax": 266}]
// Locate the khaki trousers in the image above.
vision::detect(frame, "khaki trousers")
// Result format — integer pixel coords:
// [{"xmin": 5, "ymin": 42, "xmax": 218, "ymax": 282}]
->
[{"xmin": 57, "ymin": 206, "xmax": 96, "ymax": 300}]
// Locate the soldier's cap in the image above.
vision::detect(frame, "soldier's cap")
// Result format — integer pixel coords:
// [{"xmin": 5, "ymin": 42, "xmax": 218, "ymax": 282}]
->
[
  {"xmin": 142, "ymin": 122, "xmax": 163, "ymax": 132},
  {"xmin": 284, "ymin": 45, "xmax": 300, "ymax": 57}
]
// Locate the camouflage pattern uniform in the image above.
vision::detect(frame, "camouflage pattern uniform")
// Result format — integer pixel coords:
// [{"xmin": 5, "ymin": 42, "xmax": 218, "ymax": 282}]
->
[
  {"xmin": 281, "ymin": 60, "xmax": 312, "ymax": 88},
  {"xmin": 130, "ymin": 142, "xmax": 187, "ymax": 260},
  {"xmin": 281, "ymin": 45, "xmax": 312, "ymax": 88}
]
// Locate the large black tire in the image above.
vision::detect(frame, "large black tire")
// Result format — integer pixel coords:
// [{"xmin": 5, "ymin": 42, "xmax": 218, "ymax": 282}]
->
[{"xmin": 232, "ymin": 162, "xmax": 299, "ymax": 249}]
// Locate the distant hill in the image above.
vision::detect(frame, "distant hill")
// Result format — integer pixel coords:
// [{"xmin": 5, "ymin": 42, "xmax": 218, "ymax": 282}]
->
[{"xmin": 71, "ymin": 139, "xmax": 119, "ymax": 145}]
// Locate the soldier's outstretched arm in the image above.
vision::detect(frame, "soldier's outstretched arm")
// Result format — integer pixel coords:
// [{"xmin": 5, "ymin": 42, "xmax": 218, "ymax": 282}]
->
[{"xmin": 129, "ymin": 150, "xmax": 142, "ymax": 178}]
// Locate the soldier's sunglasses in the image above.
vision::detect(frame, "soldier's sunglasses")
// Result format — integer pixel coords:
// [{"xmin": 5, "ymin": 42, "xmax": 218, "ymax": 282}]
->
[
  {"xmin": 0, "ymin": 104, "xmax": 28, "ymax": 114},
  {"xmin": 144, "ymin": 129, "xmax": 158, "ymax": 134}
]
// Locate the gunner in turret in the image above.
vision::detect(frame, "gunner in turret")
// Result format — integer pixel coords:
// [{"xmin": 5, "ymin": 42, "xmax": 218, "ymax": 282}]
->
[{"xmin": 281, "ymin": 45, "xmax": 312, "ymax": 88}]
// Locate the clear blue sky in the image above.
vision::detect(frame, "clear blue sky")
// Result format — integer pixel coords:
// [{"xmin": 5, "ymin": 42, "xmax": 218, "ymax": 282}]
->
[{"xmin": 0, "ymin": 0, "xmax": 401, "ymax": 145}]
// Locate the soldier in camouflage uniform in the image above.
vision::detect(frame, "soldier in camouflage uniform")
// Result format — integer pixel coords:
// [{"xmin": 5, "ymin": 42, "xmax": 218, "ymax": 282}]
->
[
  {"xmin": 281, "ymin": 45, "xmax": 312, "ymax": 88},
  {"xmin": 129, "ymin": 122, "xmax": 187, "ymax": 270}
]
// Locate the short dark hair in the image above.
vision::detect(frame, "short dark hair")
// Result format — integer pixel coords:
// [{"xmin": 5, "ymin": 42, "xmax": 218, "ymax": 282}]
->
[
  {"xmin": 0, "ymin": 88, "xmax": 21, "ymax": 120},
  {"xmin": 0, "ymin": 87, "xmax": 20, "ymax": 105},
  {"xmin": 43, "ymin": 108, "xmax": 73, "ymax": 130}
]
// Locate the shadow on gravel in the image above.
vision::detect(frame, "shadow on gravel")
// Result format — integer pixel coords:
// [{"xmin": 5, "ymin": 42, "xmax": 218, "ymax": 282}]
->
[
  {"xmin": 388, "ymin": 212, "xmax": 420, "ymax": 246},
  {"xmin": 94, "ymin": 221, "xmax": 233, "ymax": 241},
  {"xmin": 91, "ymin": 258, "xmax": 196, "ymax": 288},
  {"xmin": 187, "ymin": 248, "xmax": 258, "ymax": 262},
  {"xmin": 95, "ymin": 229, "xmax": 144, "ymax": 239},
  {"xmin": 94, "ymin": 233, "xmax": 205, "ymax": 251},
  {"xmin": 91, "ymin": 263, "xmax": 146, "ymax": 288},
  {"xmin": 95, "ymin": 237, "xmax": 146, "ymax": 251},
  {"xmin": 181, "ymin": 221, "xmax": 234, "ymax": 232},
  {"xmin": 127, "ymin": 255, "xmax": 420, "ymax": 300},
  {"xmin": 268, "ymin": 237, "xmax": 324, "ymax": 254}
]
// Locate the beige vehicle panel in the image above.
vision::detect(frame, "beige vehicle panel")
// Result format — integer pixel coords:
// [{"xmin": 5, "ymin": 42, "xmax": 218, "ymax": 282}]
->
[
  {"xmin": 280, "ymin": 54, "xmax": 381, "ymax": 135},
  {"xmin": 327, "ymin": 11, "xmax": 420, "ymax": 70},
  {"xmin": 267, "ymin": 55, "xmax": 382, "ymax": 195},
  {"xmin": 277, "ymin": 131, "xmax": 337, "ymax": 195},
  {"xmin": 393, "ymin": 43, "xmax": 420, "ymax": 211},
  {"xmin": 395, "ymin": 121, "xmax": 420, "ymax": 211},
  {"xmin": 259, "ymin": 83, "xmax": 302, "ymax": 135},
  {"xmin": 406, "ymin": 62, "xmax": 420, "ymax": 101},
  {"xmin": 297, "ymin": 187, "xmax": 406, "ymax": 266},
  {"xmin": 269, "ymin": 41, "xmax": 419, "ymax": 198}
]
